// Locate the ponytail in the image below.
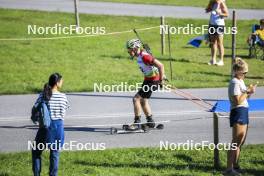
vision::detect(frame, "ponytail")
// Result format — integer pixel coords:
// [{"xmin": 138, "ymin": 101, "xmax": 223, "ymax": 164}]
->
[
  {"xmin": 42, "ymin": 72, "xmax": 62, "ymax": 101},
  {"xmin": 232, "ymin": 57, "xmax": 248, "ymax": 73},
  {"xmin": 205, "ymin": 0, "xmax": 216, "ymax": 12},
  {"xmin": 43, "ymin": 83, "xmax": 52, "ymax": 101}
]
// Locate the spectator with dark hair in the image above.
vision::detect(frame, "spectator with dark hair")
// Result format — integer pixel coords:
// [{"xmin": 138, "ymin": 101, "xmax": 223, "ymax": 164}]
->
[
  {"xmin": 206, "ymin": 0, "xmax": 229, "ymax": 66},
  {"xmin": 32, "ymin": 73, "xmax": 69, "ymax": 176}
]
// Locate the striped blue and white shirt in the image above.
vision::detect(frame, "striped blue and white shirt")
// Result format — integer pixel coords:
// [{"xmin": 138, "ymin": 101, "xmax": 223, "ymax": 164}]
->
[{"xmin": 35, "ymin": 92, "xmax": 69, "ymax": 120}]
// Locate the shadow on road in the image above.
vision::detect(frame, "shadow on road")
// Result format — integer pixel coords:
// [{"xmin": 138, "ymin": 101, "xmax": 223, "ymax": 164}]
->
[
  {"xmin": 0, "ymin": 125, "xmax": 111, "ymax": 134},
  {"xmin": 64, "ymin": 127, "xmax": 110, "ymax": 133}
]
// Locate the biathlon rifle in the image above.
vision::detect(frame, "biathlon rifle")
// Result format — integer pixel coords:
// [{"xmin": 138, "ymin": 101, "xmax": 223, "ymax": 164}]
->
[{"xmin": 133, "ymin": 29, "xmax": 152, "ymax": 55}]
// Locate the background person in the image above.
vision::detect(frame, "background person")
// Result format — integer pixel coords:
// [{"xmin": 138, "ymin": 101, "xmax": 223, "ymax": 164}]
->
[
  {"xmin": 206, "ymin": 0, "xmax": 229, "ymax": 66},
  {"xmin": 247, "ymin": 19, "xmax": 264, "ymax": 46},
  {"xmin": 32, "ymin": 73, "xmax": 69, "ymax": 176},
  {"xmin": 126, "ymin": 39, "xmax": 166, "ymax": 128},
  {"xmin": 224, "ymin": 58, "xmax": 256, "ymax": 175}
]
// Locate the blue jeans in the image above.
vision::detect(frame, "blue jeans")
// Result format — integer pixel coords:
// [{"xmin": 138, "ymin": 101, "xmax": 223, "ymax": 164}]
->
[{"xmin": 32, "ymin": 120, "xmax": 64, "ymax": 176}]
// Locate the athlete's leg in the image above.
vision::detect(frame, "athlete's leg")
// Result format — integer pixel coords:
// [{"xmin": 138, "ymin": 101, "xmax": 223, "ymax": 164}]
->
[
  {"xmin": 133, "ymin": 94, "xmax": 142, "ymax": 121},
  {"xmin": 141, "ymin": 98, "xmax": 151, "ymax": 117},
  {"xmin": 141, "ymin": 98, "xmax": 155, "ymax": 127}
]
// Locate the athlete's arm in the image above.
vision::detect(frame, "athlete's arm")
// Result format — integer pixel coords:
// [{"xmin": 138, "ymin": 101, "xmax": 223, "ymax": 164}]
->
[
  {"xmin": 153, "ymin": 59, "xmax": 165, "ymax": 81},
  {"xmin": 142, "ymin": 54, "xmax": 165, "ymax": 81}
]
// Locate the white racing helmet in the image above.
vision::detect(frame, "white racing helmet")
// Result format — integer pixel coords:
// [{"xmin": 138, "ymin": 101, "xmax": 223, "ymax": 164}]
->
[{"xmin": 126, "ymin": 39, "xmax": 141, "ymax": 49}]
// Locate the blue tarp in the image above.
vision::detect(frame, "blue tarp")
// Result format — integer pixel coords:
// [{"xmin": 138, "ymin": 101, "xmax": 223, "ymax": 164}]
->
[
  {"xmin": 211, "ymin": 99, "xmax": 264, "ymax": 112},
  {"xmin": 187, "ymin": 34, "xmax": 208, "ymax": 48}
]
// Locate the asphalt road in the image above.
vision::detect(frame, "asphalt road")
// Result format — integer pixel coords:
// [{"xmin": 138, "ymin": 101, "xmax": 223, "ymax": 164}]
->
[
  {"xmin": 0, "ymin": 0, "xmax": 264, "ymax": 20},
  {"xmin": 0, "ymin": 87, "xmax": 263, "ymax": 152}
]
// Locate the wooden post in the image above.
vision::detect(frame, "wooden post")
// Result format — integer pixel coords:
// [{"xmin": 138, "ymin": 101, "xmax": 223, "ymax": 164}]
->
[
  {"xmin": 231, "ymin": 10, "xmax": 236, "ymax": 76},
  {"xmin": 167, "ymin": 25, "xmax": 173, "ymax": 81},
  {"xmin": 74, "ymin": 0, "xmax": 80, "ymax": 28},
  {"xmin": 213, "ymin": 112, "xmax": 220, "ymax": 169},
  {"xmin": 160, "ymin": 16, "xmax": 165, "ymax": 55}
]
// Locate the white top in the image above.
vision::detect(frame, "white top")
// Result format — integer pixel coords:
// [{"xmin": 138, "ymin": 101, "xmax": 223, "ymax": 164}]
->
[
  {"xmin": 209, "ymin": 2, "xmax": 225, "ymax": 26},
  {"xmin": 137, "ymin": 51, "xmax": 159, "ymax": 79},
  {"xmin": 35, "ymin": 92, "xmax": 69, "ymax": 120},
  {"xmin": 228, "ymin": 78, "xmax": 249, "ymax": 110}
]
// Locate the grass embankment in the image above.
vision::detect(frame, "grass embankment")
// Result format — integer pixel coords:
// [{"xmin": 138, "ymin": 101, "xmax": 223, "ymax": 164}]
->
[
  {"xmin": 0, "ymin": 9, "xmax": 263, "ymax": 94},
  {"xmin": 84, "ymin": 0, "xmax": 264, "ymax": 9},
  {"xmin": 0, "ymin": 145, "xmax": 264, "ymax": 175}
]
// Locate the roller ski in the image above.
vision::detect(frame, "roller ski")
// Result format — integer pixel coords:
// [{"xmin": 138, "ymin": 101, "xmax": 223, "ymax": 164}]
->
[{"xmin": 110, "ymin": 117, "xmax": 164, "ymax": 135}]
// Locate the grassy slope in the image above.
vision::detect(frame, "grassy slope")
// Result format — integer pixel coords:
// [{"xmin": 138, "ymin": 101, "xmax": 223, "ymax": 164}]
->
[
  {"xmin": 84, "ymin": 0, "xmax": 264, "ymax": 9},
  {"xmin": 0, "ymin": 9, "xmax": 264, "ymax": 94},
  {"xmin": 0, "ymin": 145, "xmax": 264, "ymax": 175}
]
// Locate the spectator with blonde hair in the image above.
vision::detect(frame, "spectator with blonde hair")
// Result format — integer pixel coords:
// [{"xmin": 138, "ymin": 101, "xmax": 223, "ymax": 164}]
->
[{"xmin": 224, "ymin": 58, "xmax": 257, "ymax": 175}]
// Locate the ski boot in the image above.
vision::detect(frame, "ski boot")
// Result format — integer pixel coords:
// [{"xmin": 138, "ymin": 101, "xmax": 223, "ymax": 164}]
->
[{"xmin": 146, "ymin": 116, "xmax": 155, "ymax": 128}]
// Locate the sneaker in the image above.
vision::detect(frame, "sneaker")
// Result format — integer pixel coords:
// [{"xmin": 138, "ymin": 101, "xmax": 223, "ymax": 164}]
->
[
  {"xmin": 208, "ymin": 60, "xmax": 216, "ymax": 65},
  {"xmin": 216, "ymin": 60, "xmax": 224, "ymax": 66},
  {"xmin": 146, "ymin": 116, "xmax": 155, "ymax": 128},
  {"xmin": 223, "ymin": 169, "xmax": 240, "ymax": 176}
]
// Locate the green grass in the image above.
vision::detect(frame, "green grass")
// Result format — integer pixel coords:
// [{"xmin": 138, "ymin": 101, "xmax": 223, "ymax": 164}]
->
[
  {"xmin": 84, "ymin": 0, "xmax": 264, "ymax": 9},
  {"xmin": 0, "ymin": 8, "xmax": 264, "ymax": 94},
  {"xmin": 0, "ymin": 145, "xmax": 264, "ymax": 175}
]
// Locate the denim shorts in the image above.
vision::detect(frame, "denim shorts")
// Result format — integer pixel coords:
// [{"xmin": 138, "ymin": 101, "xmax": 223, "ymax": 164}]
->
[
  {"xmin": 208, "ymin": 24, "xmax": 225, "ymax": 36},
  {"xmin": 230, "ymin": 107, "xmax": 249, "ymax": 127}
]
